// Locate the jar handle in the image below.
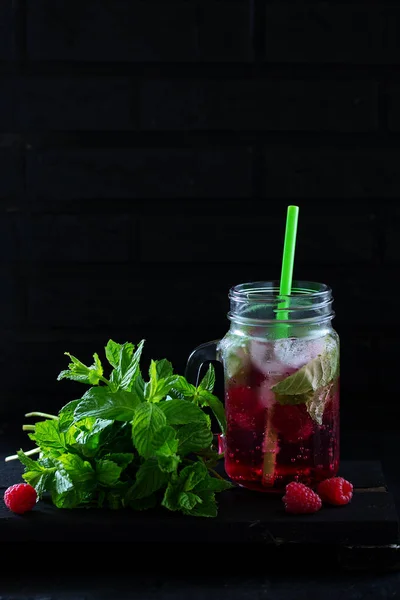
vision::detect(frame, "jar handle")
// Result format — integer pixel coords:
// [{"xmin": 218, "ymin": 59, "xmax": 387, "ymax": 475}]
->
[{"xmin": 185, "ymin": 340, "xmax": 221, "ymax": 386}]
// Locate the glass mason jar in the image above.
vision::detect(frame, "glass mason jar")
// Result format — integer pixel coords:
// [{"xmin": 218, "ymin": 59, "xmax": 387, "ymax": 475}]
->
[{"xmin": 186, "ymin": 281, "xmax": 340, "ymax": 493}]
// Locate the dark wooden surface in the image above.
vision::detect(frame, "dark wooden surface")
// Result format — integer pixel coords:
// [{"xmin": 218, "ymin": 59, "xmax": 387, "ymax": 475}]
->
[
  {"xmin": 0, "ymin": 428, "xmax": 400, "ymax": 597},
  {"xmin": 0, "ymin": 457, "xmax": 398, "ymax": 548}
]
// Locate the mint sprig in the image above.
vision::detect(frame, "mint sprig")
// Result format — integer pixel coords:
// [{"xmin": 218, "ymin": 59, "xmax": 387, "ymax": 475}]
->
[{"xmin": 11, "ymin": 340, "xmax": 232, "ymax": 517}]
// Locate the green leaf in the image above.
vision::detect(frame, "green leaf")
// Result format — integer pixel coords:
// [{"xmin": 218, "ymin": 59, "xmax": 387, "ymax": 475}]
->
[
  {"xmin": 49, "ymin": 454, "xmax": 95, "ymax": 508},
  {"xmin": 55, "ymin": 453, "xmax": 95, "ymax": 485},
  {"xmin": 67, "ymin": 417, "xmax": 114, "ymax": 457},
  {"xmin": 184, "ymin": 492, "xmax": 217, "ymax": 517},
  {"xmin": 29, "ymin": 419, "xmax": 67, "ymax": 456},
  {"xmin": 161, "ymin": 462, "xmax": 213, "ymax": 515},
  {"xmin": 162, "ymin": 479, "xmax": 180, "ymax": 511},
  {"xmin": 177, "ymin": 422, "xmax": 213, "ymax": 457},
  {"xmin": 17, "ymin": 449, "xmax": 43, "ymax": 471},
  {"xmin": 131, "ymin": 403, "xmax": 167, "ymax": 458},
  {"xmin": 101, "ymin": 452, "xmax": 134, "ymax": 471},
  {"xmin": 145, "ymin": 360, "xmax": 179, "ymax": 403},
  {"xmin": 180, "ymin": 461, "xmax": 208, "ymax": 491},
  {"xmin": 197, "ymin": 390, "xmax": 226, "ymax": 435},
  {"xmin": 153, "ymin": 425, "xmax": 179, "ymax": 454},
  {"xmin": 119, "ymin": 340, "xmax": 145, "ymax": 390},
  {"xmin": 155, "ymin": 359, "xmax": 173, "ymax": 380},
  {"xmin": 171, "ymin": 377, "xmax": 197, "ymax": 399},
  {"xmin": 178, "ymin": 491, "xmax": 202, "ymax": 511},
  {"xmin": 105, "ymin": 339, "xmax": 122, "ymax": 369},
  {"xmin": 96, "ymin": 459, "xmax": 123, "ymax": 486},
  {"xmin": 153, "ymin": 426, "xmax": 180, "ymax": 473},
  {"xmin": 18, "ymin": 450, "xmax": 56, "ymax": 497},
  {"xmin": 74, "ymin": 386, "xmax": 141, "ymax": 422},
  {"xmin": 306, "ymin": 381, "xmax": 335, "ymax": 426},
  {"xmin": 157, "ymin": 453, "xmax": 180, "ymax": 473},
  {"xmin": 198, "ymin": 364, "xmax": 215, "ymax": 393},
  {"xmin": 193, "ymin": 474, "xmax": 234, "ymax": 493},
  {"xmin": 271, "ymin": 348, "xmax": 339, "ymax": 397},
  {"xmin": 159, "ymin": 399, "xmax": 208, "ymax": 426},
  {"xmin": 128, "ymin": 458, "xmax": 168, "ymax": 500},
  {"xmin": 57, "ymin": 352, "xmax": 104, "ymax": 386},
  {"xmin": 58, "ymin": 399, "xmax": 80, "ymax": 432}
]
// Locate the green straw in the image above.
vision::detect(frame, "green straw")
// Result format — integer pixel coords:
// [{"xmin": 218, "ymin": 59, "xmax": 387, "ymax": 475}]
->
[
  {"xmin": 276, "ymin": 205, "xmax": 299, "ymax": 335},
  {"xmin": 262, "ymin": 205, "xmax": 299, "ymax": 486}
]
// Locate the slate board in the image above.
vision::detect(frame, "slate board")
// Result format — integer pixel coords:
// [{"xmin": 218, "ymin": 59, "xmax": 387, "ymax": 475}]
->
[{"xmin": 0, "ymin": 456, "xmax": 399, "ymax": 572}]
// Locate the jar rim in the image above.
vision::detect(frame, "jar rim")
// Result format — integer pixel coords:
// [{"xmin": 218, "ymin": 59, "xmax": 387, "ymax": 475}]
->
[{"xmin": 229, "ymin": 280, "xmax": 332, "ymax": 303}]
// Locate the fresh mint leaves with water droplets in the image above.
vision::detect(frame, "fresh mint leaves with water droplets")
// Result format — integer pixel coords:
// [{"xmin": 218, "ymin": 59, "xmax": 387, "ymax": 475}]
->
[{"xmin": 11, "ymin": 340, "xmax": 231, "ymax": 516}]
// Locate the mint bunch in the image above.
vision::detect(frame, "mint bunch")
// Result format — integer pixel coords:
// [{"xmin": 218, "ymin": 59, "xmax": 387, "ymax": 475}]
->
[{"xmin": 13, "ymin": 340, "xmax": 232, "ymax": 517}]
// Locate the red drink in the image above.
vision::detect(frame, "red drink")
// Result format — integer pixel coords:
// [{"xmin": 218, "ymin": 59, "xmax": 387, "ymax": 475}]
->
[{"xmin": 222, "ymin": 334, "xmax": 340, "ymax": 492}]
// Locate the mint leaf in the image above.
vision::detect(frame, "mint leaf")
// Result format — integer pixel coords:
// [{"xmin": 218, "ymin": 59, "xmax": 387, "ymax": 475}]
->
[
  {"xmin": 155, "ymin": 359, "xmax": 173, "ymax": 380},
  {"xmin": 171, "ymin": 377, "xmax": 197, "ymax": 399},
  {"xmin": 180, "ymin": 461, "xmax": 208, "ymax": 491},
  {"xmin": 306, "ymin": 381, "xmax": 335, "ymax": 426},
  {"xmin": 58, "ymin": 399, "xmax": 80, "ymax": 432},
  {"xmin": 271, "ymin": 349, "xmax": 339, "ymax": 397},
  {"xmin": 55, "ymin": 453, "xmax": 95, "ymax": 485},
  {"xmin": 96, "ymin": 459, "xmax": 123, "ymax": 486},
  {"xmin": 159, "ymin": 399, "xmax": 208, "ymax": 426},
  {"xmin": 18, "ymin": 450, "xmax": 56, "ymax": 497},
  {"xmin": 67, "ymin": 417, "xmax": 114, "ymax": 457},
  {"xmin": 178, "ymin": 491, "xmax": 202, "ymax": 511},
  {"xmin": 153, "ymin": 426, "xmax": 180, "ymax": 473},
  {"xmin": 197, "ymin": 390, "xmax": 226, "ymax": 435},
  {"xmin": 177, "ymin": 422, "xmax": 213, "ymax": 457},
  {"xmin": 153, "ymin": 425, "xmax": 179, "ymax": 454},
  {"xmin": 185, "ymin": 492, "xmax": 217, "ymax": 518},
  {"xmin": 145, "ymin": 360, "xmax": 179, "ymax": 403},
  {"xmin": 101, "ymin": 452, "xmax": 134, "ymax": 471},
  {"xmin": 198, "ymin": 364, "xmax": 216, "ymax": 393},
  {"xmin": 57, "ymin": 352, "xmax": 104, "ymax": 386},
  {"xmin": 51, "ymin": 454, "xmax": 95, "ymax": 508},
  {"xmin": 119, "ymin": 340, "xmax": 145, "ymax": 390},
  {"xmin": 74, "ymin": 387, "xmax": 141, "ymax": 422},
  {"xmin": 193, "ymin": 475, "xmax": 234, "ymax": 493},
  {"xmin": 105, "ymin": 339, "xmax": 122, "ymax": 369},
  {"xmin": 131, "ymin": 403, "xmax": 167, "ymax": 458},
  {"xmin": 128, "ymin": 458, "xmax": 167, "ymax": 500},
  {"xmin": 161, "ymin": 461, "xmax": 212, "ymax": 515},
  {"xmin": 29, "ymin": 420, "xmax": 67, "ymax": 456}
]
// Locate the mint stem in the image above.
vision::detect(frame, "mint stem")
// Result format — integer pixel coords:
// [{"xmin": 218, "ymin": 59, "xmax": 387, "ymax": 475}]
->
[
  {"xmin": 22, "ymin": 425, "xmax": 35, "ymax": 431},
  {"xmin": 262, "ymin": 409, "xmax": 278, "ymax": 486},
  {"xmin": 5, "ymin": 447, "xmax": 40, "ymax": 462},
  {"xmin": 208, "ymin": 467, "xmax": 226, "ymax": 481},
  {"xmin": 25, "ymin": 411, "xmax": 58, "ymax": 420}
]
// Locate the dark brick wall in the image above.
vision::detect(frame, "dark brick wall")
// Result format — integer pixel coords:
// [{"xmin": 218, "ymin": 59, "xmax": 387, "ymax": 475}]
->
[{"xmin": 1, "ymin": 0, "xmax": 399, "ymax": 432}]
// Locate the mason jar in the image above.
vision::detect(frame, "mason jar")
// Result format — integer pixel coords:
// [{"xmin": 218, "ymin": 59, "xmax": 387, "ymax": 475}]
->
[{"xmin": 186, "ymin": 281, "xmax": 340, "ymax": 493}]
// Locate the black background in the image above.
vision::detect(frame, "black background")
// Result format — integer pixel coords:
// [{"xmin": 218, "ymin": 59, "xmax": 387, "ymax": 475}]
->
[{"xmin": 1, "ymin": 0, "xmax": 399, "ymax": 435}]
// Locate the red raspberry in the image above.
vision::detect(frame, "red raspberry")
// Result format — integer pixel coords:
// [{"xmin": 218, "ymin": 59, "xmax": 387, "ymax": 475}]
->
[
  {"xmin": 317, "ymin": 477, "xmax": 353, "ymax": 506},
  {"xmin": 4, "ymin": 483, "xmax": 37, "ymax": 514},
  {"xmin": 282, "ymin": 482, "xmax": 322, "ymax": 514}
]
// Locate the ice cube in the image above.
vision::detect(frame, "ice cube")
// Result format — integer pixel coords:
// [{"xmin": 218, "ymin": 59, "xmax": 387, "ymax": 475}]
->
[{"xmin": 273, "ymin": 337, "xmax": 325, "ymax": 369}]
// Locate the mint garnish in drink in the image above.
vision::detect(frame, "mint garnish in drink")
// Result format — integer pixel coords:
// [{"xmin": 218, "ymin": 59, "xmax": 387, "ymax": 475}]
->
[
  {"xmin": 7, "ymin": 340, "xmax": 232, "ymax": 517},
  {"xmin": 271, "ymin": 338, "xmax": 339, "ymax": 424}
]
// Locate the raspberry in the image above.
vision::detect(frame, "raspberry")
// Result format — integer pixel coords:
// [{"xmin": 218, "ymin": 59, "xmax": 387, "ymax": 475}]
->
[
  {"xmin": 282, "ymin": 482, "xmax": 322, "ymax": 514},
  {"xmin": 4, "ymin": 483, "xmax": 37, "ymax": 514},
  {"xmin": 317, "ymin": 477, "xmax": 353, "ymax": 506}
]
